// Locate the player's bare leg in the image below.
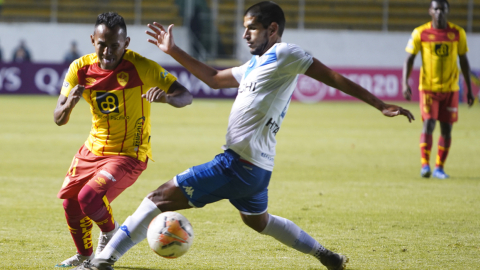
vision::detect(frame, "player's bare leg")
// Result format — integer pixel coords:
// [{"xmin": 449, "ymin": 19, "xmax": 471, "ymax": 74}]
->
[
  {"xmin": 241, "ymin": 212, "xmax": 348, "ymax": 270},
  {"xmin": 73, "ymin": 180, "xmax": 191, "ymax": 270}
]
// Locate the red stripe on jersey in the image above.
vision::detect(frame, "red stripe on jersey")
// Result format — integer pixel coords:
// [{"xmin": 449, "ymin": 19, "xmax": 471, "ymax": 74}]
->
[
  {"xmin": 103, "ymin": 114, "xmax": 110, "ymax": 156},
  {"xmin": 420, "ymin": 27, "xmax": 459, "ymax": 42},
  {"xmin": 119, "ymin": 88, "xmax": 127, "ymax": 155},
  {"xmin": 88, "ymin": 90, "xmax": 99, "ymax": 150},
  {"xmin": 136, "ymin": 85, "xmax": 145, "ymax": 160}
]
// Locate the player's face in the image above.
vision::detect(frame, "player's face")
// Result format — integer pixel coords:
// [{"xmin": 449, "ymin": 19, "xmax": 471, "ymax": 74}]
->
[
  {"xmin": 242, "ymin": 15, "xmax": 270, "ymax": 56},
  {"xmin": 429, "ymin": 1, "xmax": 449, "ymax": 26},
  {"xmin": 91, "ymin": 24, "xmax": 130, "ymax": 70}
]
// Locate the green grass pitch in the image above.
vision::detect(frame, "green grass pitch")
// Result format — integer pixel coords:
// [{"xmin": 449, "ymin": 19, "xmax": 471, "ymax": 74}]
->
[{"xmin": 0, "ymin": 95, "xmax": 479, "ymax": 269}]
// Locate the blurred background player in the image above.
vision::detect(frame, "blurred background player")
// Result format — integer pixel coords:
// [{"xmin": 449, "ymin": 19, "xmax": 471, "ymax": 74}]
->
[
  {"xmin": 12, "ymin": 39, "xmax": 31, "ymax": 63},
  {"xmin": 76, "ymin": 2, "xmax": 414, "ymax": 270},
  {"xmin": 402, "ymin": 0, "xmax": 473, "ymax": 179},
  {"xmin": 64, "ymin": 40, "xmax": 81, "ymax": 63},
  {"xmin": 53, "ymin": 12, "xmax": 192, "ymax": 267}
]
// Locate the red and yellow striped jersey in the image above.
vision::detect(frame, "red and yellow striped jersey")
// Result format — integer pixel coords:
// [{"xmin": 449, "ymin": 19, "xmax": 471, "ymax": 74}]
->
[
  {"xmin": 61, "ymin": 49, "xmax": 177, "ymax": 162},
  {"xmin": 405, "ymin": 22, "xmax": 468, "ymax": 92}
]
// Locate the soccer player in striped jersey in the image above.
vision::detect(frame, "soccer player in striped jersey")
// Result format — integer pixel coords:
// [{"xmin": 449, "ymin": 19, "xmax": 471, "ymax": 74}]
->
[
  {"xmin": 76, "ymin": 2, "xmax": 413, "ymax": 270},
  {"xmin": 54, "ymin": 12, "xmax": 192, "ymax": 267},
  {"xmin": 402, "ymin": 0, "xmax": 474, "ymax": 179}
]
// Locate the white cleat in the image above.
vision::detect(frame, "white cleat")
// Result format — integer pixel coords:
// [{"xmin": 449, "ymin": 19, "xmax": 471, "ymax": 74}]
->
[
  {"xmin": 95, "ymin": 221, "xmax": 119, "ymax": 257},
  {"xmin": 55, "ymin": 253, "xmax": 94, "ymax": 268}
]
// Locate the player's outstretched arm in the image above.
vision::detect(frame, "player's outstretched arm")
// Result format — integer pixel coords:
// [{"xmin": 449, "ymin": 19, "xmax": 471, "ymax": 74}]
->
[
  {"xmin": 53, "ymin": 85, "xmax": 85, "ymax": 126},
  {"xmin": 305, "ymin": 58, "xmax": 414, "ymax": 122},
  {"xmin": 142, "ymin": 81, "xmax": 193, "ymax": 108},
  {"xmin": 402, "ymin": 53, "xmax": 416, "ymax": 101},
  {"xmin": 145, "ymin": 22, "xmax": 239, "ymax": 90},
  {"xmin": 459, "ymin": 54, "xmax": 474, "ymax": 107}
]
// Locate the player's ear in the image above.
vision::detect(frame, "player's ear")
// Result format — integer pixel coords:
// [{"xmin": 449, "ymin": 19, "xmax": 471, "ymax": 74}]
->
[
  {"xmin": 124, "ymin": 36, "xmax": 131, "ymax": 49},
  {"xmin": 90, "ymin": 34, "xmax": 95, "ymax": 46},
  {"xmin": 268, "ymin": 22, "xmax": 279, "ymax": 37}
]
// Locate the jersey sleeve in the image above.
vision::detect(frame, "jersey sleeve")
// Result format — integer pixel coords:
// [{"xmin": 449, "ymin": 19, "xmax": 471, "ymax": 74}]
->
[
  {"xmin": 276, "ymin": 43, "xmax": 313, "ymax": 75},
  {"xmin": 123, "ymin": 51, "xmax": 177, "ymax": 93},
  {"xmin": 458, "ymin": 27, "xmax": 469, "ymax": 56},
  {"xmin": 60, "ymin": 61, "xmax": 80, "ymax": 97},
  {"xmin": 405, "ymin": 29, "xmax": 421, "ymax": 55},
  {"xmin": 231, "ymin": 61, "xmax": 250, "ymax": 83}
]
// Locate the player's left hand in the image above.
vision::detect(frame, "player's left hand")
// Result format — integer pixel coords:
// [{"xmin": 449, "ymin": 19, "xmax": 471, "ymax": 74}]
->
[
  {"xmin": 146, "ymin": 23, "xmax": 175, "ymax": 54},
  {"xmin": 467, "ymin": 91, "xmax": 474, "ymax": 107},
  {"xmin": 381, "ymin": 104, "xmax": 415, "ymax": 123},
  {"xmin": 142, "ymin": 87, "xmax": 169, "ymax": 103}
]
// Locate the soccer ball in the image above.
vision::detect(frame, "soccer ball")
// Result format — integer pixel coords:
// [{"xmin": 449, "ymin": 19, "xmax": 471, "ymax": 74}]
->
[{"xmin": 147, "ymin": 211, "xmax": 194, "ymax": 259}]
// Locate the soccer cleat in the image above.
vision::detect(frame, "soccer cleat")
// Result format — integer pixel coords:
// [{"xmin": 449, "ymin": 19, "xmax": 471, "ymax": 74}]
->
[
  {"xmin": 72, "ymin": 258, "xmax": 116, "ymax": 270},
  {"xmin": 55, "ymin": 253, "xmax": 94, "ymax": 268},
  {"xmin": 95, "ymin": 221, "xmax": 119, "ymax": 257},
  {"xmin": 420, "ymin": 165, "xmax": 431, "ymax": 178},
  {"xmin": 319, "ymin": 249, "xmax": 349, "ymax": 270},
  {"xmin": 432, "ymin": 167, "xmax": 449, "ymax": 179}
]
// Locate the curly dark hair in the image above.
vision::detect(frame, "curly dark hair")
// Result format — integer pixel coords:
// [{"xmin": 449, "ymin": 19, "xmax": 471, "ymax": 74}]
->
[{"xmin": 94, "ymin": 12, "xmax": 127, "ymax": 35}]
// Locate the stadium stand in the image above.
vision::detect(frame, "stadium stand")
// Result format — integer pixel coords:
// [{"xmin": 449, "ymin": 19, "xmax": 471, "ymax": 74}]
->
[
  {"xmin": 0, "ymin": 0, "xmax": 477, "ymax": 58},
  {"xmin": 0, "ymin": 0, "xmax": 182, "ymax": 25}
]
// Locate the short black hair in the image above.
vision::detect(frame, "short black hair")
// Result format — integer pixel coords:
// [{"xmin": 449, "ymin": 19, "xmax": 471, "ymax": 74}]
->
[
  {"xmin": 95, "ymin": 12, "xmax": 127, "ymax": 35},
  {"xmin": 431, "ymin": 0, "xmax": 449, "ymax": 8},
  {"xmin": 244, "ymin": 1, "xmax": 285, "ymax": 37}
]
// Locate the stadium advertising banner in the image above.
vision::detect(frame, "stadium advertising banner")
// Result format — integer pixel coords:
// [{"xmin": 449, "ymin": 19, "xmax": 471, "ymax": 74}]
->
[{"xmin": 0, "ymin": 63, "xmax": 477, "ymax": 102}]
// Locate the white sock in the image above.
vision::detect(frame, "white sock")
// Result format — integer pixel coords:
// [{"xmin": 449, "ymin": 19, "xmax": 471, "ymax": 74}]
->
[
  {"xmin": 97, "ymin": 197, "xmax": 161, "ymax": 261},
  {"xmin": 260, "ymin": 214, "xmax": 326, "ymax": 257}
]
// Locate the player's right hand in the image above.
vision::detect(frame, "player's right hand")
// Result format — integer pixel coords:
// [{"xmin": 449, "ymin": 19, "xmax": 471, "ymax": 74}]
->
[
  {"xmin": 402, "ymin": 84, "xmax": 412, "ymax": 101},
  {"xmin": 146, "ymin": 23, "xmax": 175, "ymax": 54},
  {"xmin": 67, "ymin": 85, "xmax": 85, "ymax": 107}
]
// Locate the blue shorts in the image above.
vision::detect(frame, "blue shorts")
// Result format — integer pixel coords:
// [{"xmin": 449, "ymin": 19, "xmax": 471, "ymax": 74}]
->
[{"xmin": 174, "ymin": 149, "xmax": 272, "ymax": 215}]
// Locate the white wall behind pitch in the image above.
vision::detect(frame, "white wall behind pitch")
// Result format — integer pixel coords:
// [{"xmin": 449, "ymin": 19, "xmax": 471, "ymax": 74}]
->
[
  {"xmin": 237, "ymin": 29, "xmax": 480, "ymax": 70},
  {"xmin": 0, "ymin": 23, "xmax": 190, "ymax": 64}
]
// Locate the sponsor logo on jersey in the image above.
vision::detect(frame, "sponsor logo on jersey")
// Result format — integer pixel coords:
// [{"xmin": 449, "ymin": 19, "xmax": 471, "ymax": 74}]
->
[
  {"xmin": 96, "ymin": 92, "xmax": 120, "ymax": 114},
  {"xmin": 101, "ymin": 115, "xmax": 130, "ymax": 120},
  {"xmin": 63, "ymin": 81, "xmax": 70, "ymax": 88},
  {"xmin": 117, "ymin": 72, "xmax": 129, "ymax": 87},
  {"xmin": 261, "ymin": 152, "xmax": 274, "ymax": 161},
  {"xmin": 239, "ymin": 81, "xmax": 257, "ymax": 93},
  {"xmin": 428, "ymin": 34, "xmax": 436, "ymax": 40},
  {"xmin": 85, "ymin": 77, "xmax": 96, "ymax": 86},
  {"xmin": 265, "ymin": 117, "xmax": 280, "ymax": 135},
  {"xmin": 435, "ymin": 43, "xmax": 449, "ymax": 56},
  {"xmin": 133, "ymin": 116, "xmax": 145, "ymax": 149}
]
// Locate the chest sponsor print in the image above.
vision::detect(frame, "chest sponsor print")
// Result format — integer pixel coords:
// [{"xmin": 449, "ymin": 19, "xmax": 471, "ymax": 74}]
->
[{"xmin": 96, "ymin": 91, "xmax": 120, "ymax": 114}]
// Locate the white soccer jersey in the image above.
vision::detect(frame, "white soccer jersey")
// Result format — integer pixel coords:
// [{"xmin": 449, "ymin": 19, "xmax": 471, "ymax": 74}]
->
[{"xmin": 226, "ymin": 43, "xmax": 313, "ymax": 171}]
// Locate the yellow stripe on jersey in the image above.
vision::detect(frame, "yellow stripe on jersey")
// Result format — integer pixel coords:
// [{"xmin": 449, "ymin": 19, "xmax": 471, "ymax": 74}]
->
[
  {"xmin": 405, "ymin": 22, "xmax": 468, "ymax": 93},
  {"xmin": 60, "ymin": 50, "xmax": 177, "ymax": 162}
]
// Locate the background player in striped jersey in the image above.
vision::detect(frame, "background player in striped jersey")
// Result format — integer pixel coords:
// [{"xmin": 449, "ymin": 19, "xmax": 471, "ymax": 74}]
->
[
  {"xmin": 402, "ymin": 0, "xmax": 473, "ymax": 179},
  {"xmin": 53, "ymin": 12, "xmax": 192, "ymax": 267},
  {"xmin": 76, "ymin": 2, "xmax": 413, "ymax": 270}
]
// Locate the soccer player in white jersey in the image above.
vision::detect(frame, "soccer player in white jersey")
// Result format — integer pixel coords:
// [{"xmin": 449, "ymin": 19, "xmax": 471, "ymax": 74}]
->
[{"xmin": 75, "ymin": 2, "xmax": 414, "ymax": 270}]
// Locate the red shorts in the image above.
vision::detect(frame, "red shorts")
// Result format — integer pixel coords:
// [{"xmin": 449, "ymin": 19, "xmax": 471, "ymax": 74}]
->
[
  {"xmin": 419, "ymin": 90, "xmax": 459, "ymax": 123},
  {"xmin": 57, "ymin": 145, "xmax": 148, "ymax": 201}
]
